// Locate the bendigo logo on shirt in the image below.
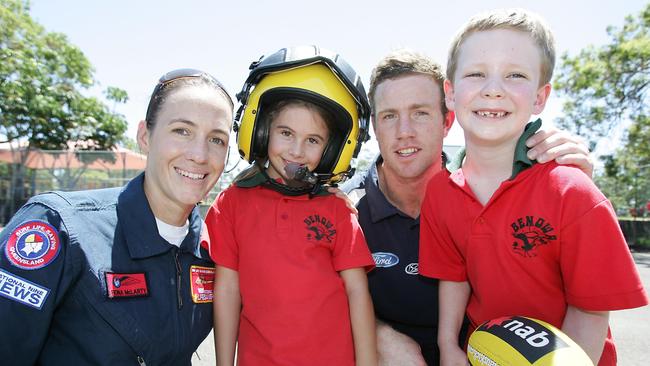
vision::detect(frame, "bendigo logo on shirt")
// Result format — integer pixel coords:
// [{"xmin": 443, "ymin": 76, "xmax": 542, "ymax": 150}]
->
[
  {"xmin": 510, "ymin": 216, "xmax": 557, "ymax": 257},
  {"xmin": 303, "ymin": 214, "xmax": 336, "ymax": 243}
]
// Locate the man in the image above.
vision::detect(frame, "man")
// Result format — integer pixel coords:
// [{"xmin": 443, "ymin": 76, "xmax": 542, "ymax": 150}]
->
[{"xmin": 342, "ymin": 49, "xmax": 592, "ymax": 366}]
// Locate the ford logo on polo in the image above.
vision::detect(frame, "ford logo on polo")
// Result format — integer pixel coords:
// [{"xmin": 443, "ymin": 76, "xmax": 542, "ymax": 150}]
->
[{"xmin": 372, "ymin": 252, "xmax": 399, "ymax": 268}]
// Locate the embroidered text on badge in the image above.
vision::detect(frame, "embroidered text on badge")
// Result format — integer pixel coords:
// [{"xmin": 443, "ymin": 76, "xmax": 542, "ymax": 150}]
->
[
  {"xmin": 190, "ymin": 265, "xmax": 214, "ymax": 303},
  {"xmin": 4, "ymin": 220, "xmax": 61, "ymax": 270},
  {"xmin": 0, "ymin": 269, "xmax": 50, "ymax": 309},
  {"xmin": 105, "ymin": 272, "xmax": 149, "ymax": 298}
]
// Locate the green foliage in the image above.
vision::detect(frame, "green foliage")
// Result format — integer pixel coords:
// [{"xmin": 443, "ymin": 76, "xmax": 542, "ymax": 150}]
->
[
  {"xmin": 554, "ymin": 4, "xmax": 649, "ymax": 147},
  {"xmin": 0, "ymin": 0, "xmax": 130, "ymax": 221},
  {"xmin": 105, "ymin": 86, "xmax": 129, "ymax": 104},
  {"xmin": 637, "ymin": 237, "xmax": 650, "ymax": 248},
  {"xmin": 554, "ymin": 4, "xmax": 650, "ymax": 214},
  {"xmin": 119, "ymin": 136, "xmax": 140, "ymax": 152},
  {"xmin": 0, "ymin": 0, "xmax": 128, "ymax": 150}
]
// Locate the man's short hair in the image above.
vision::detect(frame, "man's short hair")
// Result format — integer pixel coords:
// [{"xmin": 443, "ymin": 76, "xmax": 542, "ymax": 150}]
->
[
  {"xmin": 446, "ymin": 8, "xmax": 556, "ymax": 86},
  {"xmin": 369, "ymin": 49, "xmax": 447, "ymax": 119}
]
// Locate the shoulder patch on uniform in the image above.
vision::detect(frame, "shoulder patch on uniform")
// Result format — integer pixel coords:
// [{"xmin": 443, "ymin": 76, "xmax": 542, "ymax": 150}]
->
[
  {"xmin": 0, "ymin": 268, "xmax": 51, "ymax": 309},
  {"xmin": 190, "ymin": 265, "xmax": 214, "ymax": 303},
  {"xmin": 4, "ymin": 220, "xmax": 61, "ymax": 270}
]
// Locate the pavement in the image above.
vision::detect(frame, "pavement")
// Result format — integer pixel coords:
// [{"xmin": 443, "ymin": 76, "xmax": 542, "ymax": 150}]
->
[
  {"xmin": 611, "ymin": 251, "xmax": 650, "ymax": 365},
  {"xmin": 191, "ymin": 251, "xmax": 650, "ymax": 365}
]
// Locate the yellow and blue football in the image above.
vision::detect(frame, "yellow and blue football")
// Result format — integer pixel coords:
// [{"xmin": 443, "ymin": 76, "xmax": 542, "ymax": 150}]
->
[{"xmin": 467, "ymin": 316, "xmax": 593, "ymax": 366}]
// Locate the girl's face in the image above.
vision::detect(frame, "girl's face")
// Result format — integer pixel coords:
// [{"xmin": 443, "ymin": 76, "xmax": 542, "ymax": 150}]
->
[
  {"xmin": 265, "ymin": 104, "xmax": 330, "ymax": 183},
  {"xmin": 138, "ymin": 84, "xmax": 232, "ymax": 224}
]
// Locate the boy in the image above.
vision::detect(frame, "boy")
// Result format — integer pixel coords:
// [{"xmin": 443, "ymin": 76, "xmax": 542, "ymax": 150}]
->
[{"xmin": 418, "ymin": 9, "xmax": 648, "ymax": 366}]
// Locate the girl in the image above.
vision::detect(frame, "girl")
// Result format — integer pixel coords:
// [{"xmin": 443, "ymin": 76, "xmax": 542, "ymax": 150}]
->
[{"xmin": 207, "ymin": 46, "xmax": 377, "ymax": 366}]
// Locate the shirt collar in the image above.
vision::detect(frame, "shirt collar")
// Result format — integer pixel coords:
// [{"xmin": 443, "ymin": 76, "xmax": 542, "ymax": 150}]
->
[
  {"xmin": 445, "ymin": 148, "xmax": 464, "ymax": 172},
  {"xmin": 117, "ymin": 173, "xmax": 204, "ymax": 259},
  {"xmin": 511, "ymin": 118, "xmax": 541, "ymax": 178},
  {"xmin": 363, "ymin": 156, "xmax": 414, "ymax": 223},
  {"xmin": 445, "ymin": 118, "xmax": 541, "ymax": 179}
]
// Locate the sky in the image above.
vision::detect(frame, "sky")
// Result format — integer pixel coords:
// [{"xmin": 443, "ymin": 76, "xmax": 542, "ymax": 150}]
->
[{"xmin": 28, "ymin": 0, "xmax": 648, "ymax": 163}]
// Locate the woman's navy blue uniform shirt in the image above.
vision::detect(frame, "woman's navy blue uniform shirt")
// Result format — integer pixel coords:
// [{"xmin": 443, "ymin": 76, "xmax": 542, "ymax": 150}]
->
[{"xmin": 0, "ymin": 173, "xmax": 214, "ymax": 365}]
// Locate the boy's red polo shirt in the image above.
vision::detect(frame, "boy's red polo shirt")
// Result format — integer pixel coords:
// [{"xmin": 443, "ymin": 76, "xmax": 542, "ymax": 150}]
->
[{"xmin": 420, "ymin": 134, "xmax": 648, "ymax": 366}]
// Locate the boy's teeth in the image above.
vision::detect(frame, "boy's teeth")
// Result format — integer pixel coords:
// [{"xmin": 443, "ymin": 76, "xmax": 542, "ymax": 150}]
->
[
  {"xmin": 176, "ymin": 168, "xmax": 206, "ymax": 180},
  {"xmin": 477, "ymin": 111, "xmax": 506, "ymax": 118}
]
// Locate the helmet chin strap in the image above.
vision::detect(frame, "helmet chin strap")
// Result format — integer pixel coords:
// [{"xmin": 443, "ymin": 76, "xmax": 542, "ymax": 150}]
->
[
  {"xmin": 284, "ymin": 162, "xmax": 320, "ymax": 185},
  {"xmin": 259, "ymin": 166, "xmax": 316, "ymax": 196},
  {"xmin": 258, "ymin": 162, "xmax": 340, "ymax": 197}
]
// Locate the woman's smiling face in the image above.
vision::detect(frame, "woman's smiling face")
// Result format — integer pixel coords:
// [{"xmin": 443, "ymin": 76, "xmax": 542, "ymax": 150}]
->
[{"xmin": 138, "ymin": 84, "xmax": 232, "ymax": 223}]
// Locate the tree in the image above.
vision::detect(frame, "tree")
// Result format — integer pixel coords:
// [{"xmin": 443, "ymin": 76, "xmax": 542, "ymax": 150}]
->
[
  {"xmin": 554, "ymin": 4, "xmax": 650, "ymax": 215},
  {"xmin": 0, "ymin": 0, "xmax": 129, "ymax": 219},
  {"xmin": 554, "ymin": 4, "xmax": 649, "ymax": 147}
]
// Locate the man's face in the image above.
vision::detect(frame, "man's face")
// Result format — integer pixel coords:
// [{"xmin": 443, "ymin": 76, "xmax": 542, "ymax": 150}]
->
[{"xmin": 372, "ymin": 74, "xmax": 452, "ymax": 181}]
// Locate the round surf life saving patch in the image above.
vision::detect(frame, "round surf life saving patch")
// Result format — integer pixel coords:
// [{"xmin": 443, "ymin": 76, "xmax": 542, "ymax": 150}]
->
[{"xmin": 4, "ymin": 220, "xmax": 61, "ymax": 270}]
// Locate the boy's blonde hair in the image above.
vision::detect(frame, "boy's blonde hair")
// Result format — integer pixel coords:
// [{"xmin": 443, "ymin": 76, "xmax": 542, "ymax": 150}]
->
[
  {"xmin": 446, "ymin": 8, "xmax": 556, "ymax": 86},
  {"xmin": 369, "ymin": 49, "xmax": 448, "ymax": 119}
]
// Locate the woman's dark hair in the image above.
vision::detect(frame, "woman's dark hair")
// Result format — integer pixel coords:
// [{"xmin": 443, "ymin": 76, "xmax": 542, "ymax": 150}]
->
[{"xmin": 145, "ymin": 69, "xmax": 233, "ymax": 130}]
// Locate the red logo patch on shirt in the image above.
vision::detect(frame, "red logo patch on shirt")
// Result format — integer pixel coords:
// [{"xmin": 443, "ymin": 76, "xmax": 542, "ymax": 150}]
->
[
  {"xmin": 190, "ymin": 265, "xmax": 214, "ymax": 303},
  {"xmin": 303, "ymin": 214, "xmax": 336, "ymax": 243},
  {"xmin": 4, "ymin": 220, "xmax": 61, "ymax": 270},
  {"xmin": 510, "ymin": 215, "xmax": 557, "ymax": 257},
  {"xmin": 105, "ymin": 272, "xmax": 149, "ymax": 298}
]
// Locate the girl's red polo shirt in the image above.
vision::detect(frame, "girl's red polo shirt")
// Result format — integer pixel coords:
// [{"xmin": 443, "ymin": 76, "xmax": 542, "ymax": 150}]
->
[{"xmin": 207, "ymin": 183, "xmax": 374, "ymax": 366}]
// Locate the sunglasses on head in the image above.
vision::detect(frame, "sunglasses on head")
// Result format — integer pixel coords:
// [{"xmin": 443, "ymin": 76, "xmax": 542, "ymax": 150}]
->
[{"xmin": 145, "ymin": 68, "xmax": 233, "ymax": 122}]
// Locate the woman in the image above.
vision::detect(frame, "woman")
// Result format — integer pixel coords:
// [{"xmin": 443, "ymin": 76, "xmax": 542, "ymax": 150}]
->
[{"xmin": 0, "ymin": 68, "xmax": 233, "ymax": 365}]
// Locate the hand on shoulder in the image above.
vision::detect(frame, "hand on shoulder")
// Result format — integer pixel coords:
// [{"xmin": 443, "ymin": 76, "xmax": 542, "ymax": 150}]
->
[{"xmin": 525, "ymin": 126, "xmax": 593, "ymax": 178}]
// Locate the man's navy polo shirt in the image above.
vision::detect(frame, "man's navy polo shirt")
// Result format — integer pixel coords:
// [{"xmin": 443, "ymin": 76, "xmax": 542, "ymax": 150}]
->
[{"xmin": 343, "ymin": 158, "xmax": 440, "ymax": 363}]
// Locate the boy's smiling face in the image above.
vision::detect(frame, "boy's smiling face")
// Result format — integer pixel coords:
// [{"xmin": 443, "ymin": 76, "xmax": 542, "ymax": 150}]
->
[{"xmin": 444, "ymin": 28, "xmax": 551, "ymax": 147}]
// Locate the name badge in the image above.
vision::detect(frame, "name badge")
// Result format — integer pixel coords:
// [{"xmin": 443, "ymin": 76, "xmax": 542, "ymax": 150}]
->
[{"xmin": 105, "ymin": 272, "xmax": 149, "ymax": 298}]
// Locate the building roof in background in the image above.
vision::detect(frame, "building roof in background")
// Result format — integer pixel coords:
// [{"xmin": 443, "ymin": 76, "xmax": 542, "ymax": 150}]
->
[{"xmin": 0, "ymin": 144, "xmax": 146, "ymax": 171}]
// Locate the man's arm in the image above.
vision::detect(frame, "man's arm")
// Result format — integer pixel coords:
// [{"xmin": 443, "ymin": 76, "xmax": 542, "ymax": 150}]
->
[
  {"xmin": 438, "ymin": 280, "xmax": 471, "ymax": 366},
  {"xmin": 526, "ymin": 126, "xmax": 593, "ymax": 177},
  {"xmin": 562, "ymin": 305, "xmax": 609, "ymax": 364},
  {"xmin": 376, "ymin": 319, "xmax": 427, "ymax": 366}
]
